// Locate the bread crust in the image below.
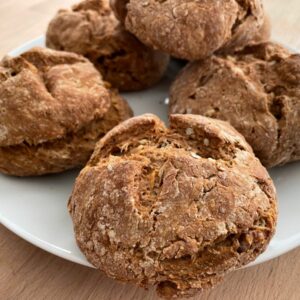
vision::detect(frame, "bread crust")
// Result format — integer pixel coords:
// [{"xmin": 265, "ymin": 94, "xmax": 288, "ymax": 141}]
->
[
  {"xmin": 169, "ymin": 42, "xmax": 300, "ymax": 168},
  {"xmin": 111, "ymin": 0, "xmax": 269, "ymax": 60},
  {"xmin": 69, "ymin": 113, "xmax": 277, "ymax": 298},
  {"xmin": 220, "ymin": 14, "xmax": 271, "ymax": 55},
  {"xmin": 0, "ymin": 47, "xmax": 133, "ymax": 176},
  {"xmin": 46, "ymin": 0, "xmax": 169, "ymax": 91}
]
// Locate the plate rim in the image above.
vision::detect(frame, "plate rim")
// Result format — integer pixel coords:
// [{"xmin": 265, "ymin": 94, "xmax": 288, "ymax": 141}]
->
[{"xmin": 0, "ymin": 211, "xmax": 93, "ymax": 267}]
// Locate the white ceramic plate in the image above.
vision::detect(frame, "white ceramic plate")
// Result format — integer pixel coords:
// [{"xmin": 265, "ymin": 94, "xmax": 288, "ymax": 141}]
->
[{"xmin": 0, "ymin": 36, "xmax": 299, "ymax": 268}]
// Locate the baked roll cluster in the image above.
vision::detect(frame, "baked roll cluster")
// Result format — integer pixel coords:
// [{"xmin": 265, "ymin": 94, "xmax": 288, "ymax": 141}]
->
[
  {"xmin": 0, "ymin": 47, "xmax": 132, "ymax": 176},
  {"xmin": 1, "ymin": 0, "xmax": 289, "ymax": 298},
  {"xmin": 46, "ymin": 0, "xmax": 169, "ymax": 91},
  {"xmin": 69, "ymin": 114, "xmax": 277, "ymax": 298}
]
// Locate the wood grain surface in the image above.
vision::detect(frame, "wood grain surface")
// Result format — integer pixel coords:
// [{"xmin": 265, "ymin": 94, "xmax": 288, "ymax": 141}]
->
[{"xmin": 0, "ymin": 0, "xmax": 300, "ymax": 299}]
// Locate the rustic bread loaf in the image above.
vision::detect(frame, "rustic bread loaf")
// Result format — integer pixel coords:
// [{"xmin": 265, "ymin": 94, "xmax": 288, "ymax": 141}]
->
[
  {"xmin": 110, "ymin": 0, "xmax": 270, "ymax": 60},
  {"xmin": 0, "ymin": 47, "xmax": 133, "ymax": 176},
  {"xmin": 69, "ymin": 113, "xmax": 277, "ymax": 298},
  {"xmin": 46, "ymin": 0, "xmax": 169, "ymax": 91},
  {"xmin": 169, "ymin": 42, "xmax": 300, "ymax": 168}
]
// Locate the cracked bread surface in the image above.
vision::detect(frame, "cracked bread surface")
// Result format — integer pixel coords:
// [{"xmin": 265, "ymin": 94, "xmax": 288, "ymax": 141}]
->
[
  {"xmin": 69, "ymin": 113, "xmax": 277, "ymax": 298},
  {"xmin": 169, "ymin": 42, "xmax": 300, "ymax": 168},
  {"xmin": 0, "ymin": 47, "xmax": 133, "ymax": 176},
  {"xmin": 46, "ymin": 0, "xmax": 169, "ymax": 92},
  {"xmin": 111, "ymin": 0, "xmax": 270, "ymax": 60}
]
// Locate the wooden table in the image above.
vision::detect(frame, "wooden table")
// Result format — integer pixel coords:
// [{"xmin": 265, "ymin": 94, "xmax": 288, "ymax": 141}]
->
[{"xmin": 0, "ymin": 1, "xmax": 300, "ymax": 299}]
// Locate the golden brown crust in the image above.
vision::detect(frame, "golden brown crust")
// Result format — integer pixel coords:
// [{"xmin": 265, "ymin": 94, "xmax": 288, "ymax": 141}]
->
[
  {"xmin": 169, "ymin": 42, "xmax": 300, "ymax": 168},
  {"xmin": 220, "ymin": 14, "xmax": 271, "ymax": 55},
  {"xmin": 0, "ymin": 47, "xmax": 133, "ymax": 176},
  {"xmin": 113, "ymin": 0, "xmax": 269, "ymax": 60},
  {"xmin": 46, "ymin": 0, "xmax": 169, "ymax": 91},
  {"xmin": 69, "ymin": 113, "xmax": 277, "ymax": 298},
  {"xmin": 0, "ymin": 47, "xmax": 110, "ymax": 147}
]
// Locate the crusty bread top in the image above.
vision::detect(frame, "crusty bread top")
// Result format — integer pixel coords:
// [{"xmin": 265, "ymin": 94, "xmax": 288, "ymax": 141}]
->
[
  {"xmin": 112, "ymin": 0, "xmax": 267, "ymax": 60},
  {"xmin": 73, "ymin": 0, "xmax": 111, "ymax": 13},
  {"xmin": 46, "ymin": 0, "xmax": 116, "ymax": 55},
  {"xmin": 170, "ymin": 42, "xmax": 300, "ymax": 167},
  {"xmin": 0, "ymin": 47, "xmax": 110, "ymax": 147}
]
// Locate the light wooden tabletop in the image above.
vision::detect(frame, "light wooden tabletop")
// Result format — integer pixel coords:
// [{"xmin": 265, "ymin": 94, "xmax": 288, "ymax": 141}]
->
[{"xmin": 0, "ymin": 1, "xmax": 300, "ymax": 299}]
